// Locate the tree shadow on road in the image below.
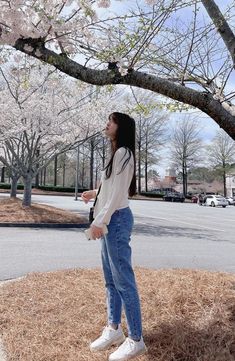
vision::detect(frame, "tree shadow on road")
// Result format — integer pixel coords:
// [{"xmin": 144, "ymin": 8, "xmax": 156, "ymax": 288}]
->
[{"xmin": 133, "ymin": 217, "xmax": 228, "ymax": 242}]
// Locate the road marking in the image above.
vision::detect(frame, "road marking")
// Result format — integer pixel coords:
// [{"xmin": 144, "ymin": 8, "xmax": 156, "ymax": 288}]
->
[{"xmin": 134, "ymin": 213, "xmax": 225, "ymax": 232}]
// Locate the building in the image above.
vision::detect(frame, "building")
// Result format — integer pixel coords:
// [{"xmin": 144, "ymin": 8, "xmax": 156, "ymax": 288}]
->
[
  {"xmin": 164, "ymin": 168, "xmax": 176, "ymax": 183},
  {"xmin": 226, "ymin": 171, "xmax": 235, "ymax": 197}
]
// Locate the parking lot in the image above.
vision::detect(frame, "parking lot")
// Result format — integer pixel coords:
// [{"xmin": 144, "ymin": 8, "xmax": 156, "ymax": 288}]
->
[{"xmin": 0, "ymin": 194, "xmax": 235, "ymax": 280}]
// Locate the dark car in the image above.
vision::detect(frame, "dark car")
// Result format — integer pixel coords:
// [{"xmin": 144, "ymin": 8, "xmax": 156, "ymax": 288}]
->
[{"xmin": 163, "ymin": 192, "xmax": 185, "ymax": 203}]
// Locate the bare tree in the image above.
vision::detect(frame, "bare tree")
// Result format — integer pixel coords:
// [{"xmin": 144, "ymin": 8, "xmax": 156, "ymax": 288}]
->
[
  {"xmin": 127, "ymin": 89, "xmax": 168, "ymax": 193},
  {"xmin": 170, "ymin": 117, "xmax": 202, "ymax": 196},
  {"xmin": 142, "ymin": 115, "xmax": 167, "ymax": 192},
  {"xmin": 207, "ymin": 130, "xmax": 235, "ymax": 196}
]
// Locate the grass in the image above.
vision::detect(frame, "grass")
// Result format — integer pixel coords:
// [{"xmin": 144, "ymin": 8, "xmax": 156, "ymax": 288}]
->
[
  {"xmin": 0, "ymin": 197, "xmax": 86, "ymax": 224},
  {"xmin": 0, "ymin": 268, "xmax": 235, "ymax": 361}
]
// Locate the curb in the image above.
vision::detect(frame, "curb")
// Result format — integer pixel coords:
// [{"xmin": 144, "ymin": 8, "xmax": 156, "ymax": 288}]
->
[{"xmin": 0, "ymin": 223, "xmax": 89, "ymax": 228}]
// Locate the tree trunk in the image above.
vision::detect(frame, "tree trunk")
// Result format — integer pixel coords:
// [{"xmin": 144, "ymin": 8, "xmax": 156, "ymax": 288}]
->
[
  {"xmin": 22, "ymin": 174, "xmax": 33, "ymax": 206},
  {"xmin": 137, "ymin": 140, "xmax": 141, "ymax": 194},
  {"xmin": 10, "ymin": 176, "xmax": 18, "ymax": 198},
  {"xmin": 102, "ymin": 138, "xmax": 106, "ymax": 168},
  {"xmin": 75, "ymin": 146, "xmax": 80, "ymax": 201},
  {"xmin": 35, "ymin": 149, "xmax": 40, "ymax": 188},
  {"xmin": 223, "ymin": 166, "xmax": 226, "ymax": 197},
  {"xmin": 185, "ymin": 171, "xmax": 188, "ymax": 196},
  {"xmin": 62, "ymin": 161, "xmax": 66, "ymax": 187},
  {"xmin": 54, "ymin": 155, "xmax": 58, "ymax": 187},
  {"xmin": 43, "ymin": 167, "xmax": 46, "ymax": 186},
  {"xmin": 35, "ymin": 173, "xmax": 39, "ymax": 188},
  {"xmin": 40, "ymin": 169, "xmax": 43, "ymax": 186},
  {"xmin": 81, "ymin": 155, "xmax": 85, "ymax": 188},
  {"xmin": 95, "ymin": 166, "xmax": 98, "ymax": 188},
  {"xmin": 1, "ymin": 167, "xmax": 5, "ymax": 183},
  {"xmin": 145, "ymin": 148, "xmax": 148, "ymax": 193},
  {"xmin": 182, "ymin": 162, "xmax": 187, "ymax": 197},
  {"xmin": 94, "ymin": 149, "xmax": 98, "ymax": 188},
  {"xmin": 90, "ymin": 140, "xmax": 94, "ymax": 190}
]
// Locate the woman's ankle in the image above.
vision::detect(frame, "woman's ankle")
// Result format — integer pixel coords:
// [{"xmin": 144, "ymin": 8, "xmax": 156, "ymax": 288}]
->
[{"xmin": 109, "ymin": 323, "xmax": 118, "ymax": 330}]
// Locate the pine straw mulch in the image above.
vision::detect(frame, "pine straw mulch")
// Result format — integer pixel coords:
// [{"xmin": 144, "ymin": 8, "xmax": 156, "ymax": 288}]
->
[
  {"xmin": 0, "ymin": 268, "xmax": 235, "ymax": 361},
  {"xmin": 0, "ymin": 197, "xmax": 86, "ymax": 224}
]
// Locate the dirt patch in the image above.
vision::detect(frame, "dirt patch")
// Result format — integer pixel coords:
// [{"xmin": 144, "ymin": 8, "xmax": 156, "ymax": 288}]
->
[
  {"xmin": 0, "ymin": 268, "xmax": 235, "ymax": 361},
  {"xmin": 0, "ymin": 197, "xmax": 86, "ymax": 224}
]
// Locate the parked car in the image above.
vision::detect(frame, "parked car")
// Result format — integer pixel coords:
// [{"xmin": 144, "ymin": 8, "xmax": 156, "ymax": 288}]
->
[
  {"xmin": 163, "ymin": 192, "xmax": 185, "ymax": 202},
  {"xmin": 226, "ymin": 197, "xmax": 235, "ymax": 205},
  {"xmin": 204, "ymin": 195, "xmax": 227, "ymax": 207}
]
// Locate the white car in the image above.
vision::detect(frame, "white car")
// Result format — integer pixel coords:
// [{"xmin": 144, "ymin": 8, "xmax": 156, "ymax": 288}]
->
[
  {"xmin": 204, "ymin": 195, "xmax": 227, "ymax": 208},
  {"xmin": 226, "ymin": 197, "xmax": 235, "ymax": 205}
]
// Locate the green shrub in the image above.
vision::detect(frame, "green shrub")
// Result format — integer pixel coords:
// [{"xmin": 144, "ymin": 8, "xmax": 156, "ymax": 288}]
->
[
  {"xmin": 0, "ymin": 183, "xmax": 89, "ymax": 193},
  {"xmin": 38, "ymin": 185, "xmax": 88, "ymax": 193},
  {"xmin": 0, "ymin": 183, "xmax": 24, "ymax": 190}
]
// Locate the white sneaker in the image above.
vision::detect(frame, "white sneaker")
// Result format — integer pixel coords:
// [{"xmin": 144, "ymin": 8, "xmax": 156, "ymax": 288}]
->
[
  {"xmin": 90, "ymin": 325, "xmax": 125, "ymax": 352},
  {"xmin": 109, "ymin": 337, "xmax": 147, "ymax": 361}
]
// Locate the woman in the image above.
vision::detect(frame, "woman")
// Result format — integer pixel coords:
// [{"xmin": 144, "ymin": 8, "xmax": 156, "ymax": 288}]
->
[{"xmin": 81, "ymin": 112, "xmax": 147, "ymax": 361}]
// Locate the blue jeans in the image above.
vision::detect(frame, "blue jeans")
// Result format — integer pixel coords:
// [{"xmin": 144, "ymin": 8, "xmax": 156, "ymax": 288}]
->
[{"xmin": 101, "ymin": 207, "xmax": 142, "ymax": 341}]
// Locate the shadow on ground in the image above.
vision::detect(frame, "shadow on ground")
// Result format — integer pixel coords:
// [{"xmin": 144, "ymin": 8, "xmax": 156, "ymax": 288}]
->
[
  {"xmin": 144, "ymin": 318, "xmax": 235, "ymax": 361},
  {"xmin": 133, "ymin": 216, "xmax": 228, "ymax": 242},
  {"xmin": 52, "ymin": 218, "xmax": 228, "ymax": 243}
]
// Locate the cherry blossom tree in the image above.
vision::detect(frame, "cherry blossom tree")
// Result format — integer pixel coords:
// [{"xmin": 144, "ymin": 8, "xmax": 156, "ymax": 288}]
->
[
  {"xmin": 0, "ymin": 0, "xmax": 235, "ymax": 138},
  {"xmin": 0, "ymin": 58, "xmax": 114, "ymax": 205},
  {"xmin": 0, "ymin": 138, "xmax": 25, "ymax": 198}
]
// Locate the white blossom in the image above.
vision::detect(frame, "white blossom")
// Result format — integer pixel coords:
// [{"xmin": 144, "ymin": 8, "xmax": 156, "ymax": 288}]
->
[{"xmin": 97, "ymin": 0, "xmax": 111, "ymax": 8}]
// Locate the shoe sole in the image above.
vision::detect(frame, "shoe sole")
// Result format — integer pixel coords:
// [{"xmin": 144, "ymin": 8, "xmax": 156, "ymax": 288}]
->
[
  {"xmin": 90, "ymin": 335, "xmax": 126, "ymax": 352},
  {"xmin": 109, "ymin": 345, "xmax": 147, "ymax": 361}
]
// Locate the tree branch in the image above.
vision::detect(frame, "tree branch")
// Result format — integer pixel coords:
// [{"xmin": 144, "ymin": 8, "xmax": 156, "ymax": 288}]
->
[
  {"xmin": 201, "ymin": 0, "xmax": 235, "ymax": 67},
  {"xmin": 13, "ymin": 36, "xmax": 235, "ymax": 140}
]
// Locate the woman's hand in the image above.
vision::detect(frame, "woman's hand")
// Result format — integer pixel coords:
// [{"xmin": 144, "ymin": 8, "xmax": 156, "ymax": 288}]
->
[
  {"xmin": 81, "ymin": 190, "xmax": 96, "ymax": 204},
  {"xmin": 90, "ymin": 224, "xmax": 105, "ymax": 239}
]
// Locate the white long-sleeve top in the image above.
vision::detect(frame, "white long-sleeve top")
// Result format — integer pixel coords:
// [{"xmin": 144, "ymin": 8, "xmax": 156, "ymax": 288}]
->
[{"xmin": 92, "ymin": 147, "xmax": 134, "ymax": 228}]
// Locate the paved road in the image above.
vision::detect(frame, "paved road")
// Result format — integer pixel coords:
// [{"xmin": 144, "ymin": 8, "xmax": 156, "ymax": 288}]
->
[{"xmin": 0, "ymin": 194, "xmax": 235, "ymax": 280}]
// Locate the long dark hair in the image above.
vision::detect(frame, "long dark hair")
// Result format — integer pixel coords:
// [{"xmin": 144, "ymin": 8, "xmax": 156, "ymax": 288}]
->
[{"xmin": 104, "ymin": 112, "xmax": 136, "ymax": 196}]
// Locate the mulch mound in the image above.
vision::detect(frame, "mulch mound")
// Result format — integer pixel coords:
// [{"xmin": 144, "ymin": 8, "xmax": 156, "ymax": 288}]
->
[
  {"xmin": 0, "ymin": 268, "xmax": 235, "ymax": 361},
  {"xmin": 0, "ymin": 197, "xmax": 86, "ymax": 223}
]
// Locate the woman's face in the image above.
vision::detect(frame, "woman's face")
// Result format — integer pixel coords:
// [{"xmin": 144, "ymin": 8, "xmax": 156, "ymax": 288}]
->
[{"xmin": 104, "ymin": 117, "xmax": 118, "ymax": 140}]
